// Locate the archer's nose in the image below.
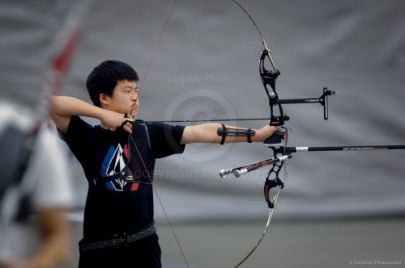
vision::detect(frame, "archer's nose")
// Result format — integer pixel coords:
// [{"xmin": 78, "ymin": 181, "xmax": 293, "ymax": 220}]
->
[{"xmin": 131, "ymin": 90, "xmax": 138, "ymax": 102}]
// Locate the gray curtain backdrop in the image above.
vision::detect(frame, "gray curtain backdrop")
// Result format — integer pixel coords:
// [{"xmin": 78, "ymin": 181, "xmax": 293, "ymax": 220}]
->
[{"xmin": 3, "ymin": 0, "xmax": 404, "ymax": 223}]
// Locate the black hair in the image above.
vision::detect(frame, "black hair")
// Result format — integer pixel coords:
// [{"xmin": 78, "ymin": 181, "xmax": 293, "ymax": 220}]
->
[{"xmin": 86, "ymin": 60, "xmax": 139, "ymax": 107}]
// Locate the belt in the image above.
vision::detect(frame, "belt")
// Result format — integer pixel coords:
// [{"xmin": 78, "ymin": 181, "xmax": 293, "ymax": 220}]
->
[{"xmin": 79, "ymin": 222, "xmax": 156, "ymax": 252}]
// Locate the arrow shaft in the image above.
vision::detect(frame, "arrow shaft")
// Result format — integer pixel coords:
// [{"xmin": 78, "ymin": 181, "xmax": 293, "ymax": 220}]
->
[{"xmin": 147, "ymin": 117, "xmax": 270, "ymax": 123}]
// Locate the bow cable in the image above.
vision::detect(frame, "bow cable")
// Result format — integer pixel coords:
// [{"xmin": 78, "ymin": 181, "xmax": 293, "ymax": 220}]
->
[{"xmin": 129, "ymin": 1, "xmax": 191, "ymax": 267}]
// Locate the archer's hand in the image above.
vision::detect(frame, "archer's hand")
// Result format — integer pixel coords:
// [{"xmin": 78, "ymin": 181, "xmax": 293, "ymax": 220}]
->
[
  {"xmin": 256, "ymin": 125, "xmax": 285, "ymax": 142},
  {"xmin": 99, "ymin": 110, "xmax": 133, "ymax": 134}
]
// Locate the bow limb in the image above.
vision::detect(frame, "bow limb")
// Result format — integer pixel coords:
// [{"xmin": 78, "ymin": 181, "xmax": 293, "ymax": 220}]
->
[
  {"xmin": 232, "ymin": 0, "xmax": 278, "ymax": 73},
  {"xmin": 234, "ymin": 186, "xmax": 282, "ymax": 268},
  {"xmin": 230, "ymin": 0, "xmax": 286, "ymax": 266}
]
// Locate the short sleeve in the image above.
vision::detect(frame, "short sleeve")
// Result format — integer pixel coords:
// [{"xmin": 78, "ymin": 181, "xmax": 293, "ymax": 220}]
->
[
  {"xmin": 146, "ymin": 122, "xmax": 186, "ymax": 158},
  {"xmin": 63, "ymin": 116, "xmax": 95, "ymax": 172}
]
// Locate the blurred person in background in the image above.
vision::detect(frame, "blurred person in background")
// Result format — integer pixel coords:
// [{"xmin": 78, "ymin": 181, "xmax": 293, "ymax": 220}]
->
[
  {"xmin": 0, "ymin": 102, "xmax": 73, "ymax": 268},
  {"xmin": 0, "ymin": 0, "xmax": 84, "ymax": 267}
]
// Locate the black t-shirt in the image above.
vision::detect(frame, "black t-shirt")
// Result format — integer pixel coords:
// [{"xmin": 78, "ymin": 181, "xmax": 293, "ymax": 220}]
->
[{"xmin": 64, "ymin": 116, "xmax": 185, "ymax": 241}]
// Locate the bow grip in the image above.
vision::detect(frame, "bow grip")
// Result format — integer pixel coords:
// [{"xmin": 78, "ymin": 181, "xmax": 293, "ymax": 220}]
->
[{"xmin": 264, "ymin": 126, "xmax": 284, "ymax": 145}]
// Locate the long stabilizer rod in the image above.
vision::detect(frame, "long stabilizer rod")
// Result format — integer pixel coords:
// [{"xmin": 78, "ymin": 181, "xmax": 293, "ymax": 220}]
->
[
  {"xmin": 220, "ymin": 144, "xmax": 405, "ymax": 178},
  {"xmin": 269, "ymin": 145, "xmax": 405, "ymax": 153}
]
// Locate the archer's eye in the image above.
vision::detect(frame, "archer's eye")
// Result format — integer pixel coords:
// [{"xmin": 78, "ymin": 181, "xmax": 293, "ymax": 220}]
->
[{"xmin": 123, "ymin": 88, "xmax": 138, "ymax": 94}]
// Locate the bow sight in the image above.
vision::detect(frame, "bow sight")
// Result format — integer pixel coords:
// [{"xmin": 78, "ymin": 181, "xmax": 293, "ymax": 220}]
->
[
  {"xmin": 259, "ymin": 48, "xmax": 336, "ymax": 141},
  {"xmin": 257, "ymin": 42, "xmax": 336, "ymax": 150}
]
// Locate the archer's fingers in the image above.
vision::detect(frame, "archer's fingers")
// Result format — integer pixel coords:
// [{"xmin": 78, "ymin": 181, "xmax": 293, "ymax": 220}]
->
[
  {"xmin": 274, "ymin": 126, "xmax": 286, "ymax": 140},
  {"xmin": 128, "ymin": 105, "xmax": 137, "ymax": 118},
  {"xmin": 122, "ymin": 121, "xmax": 133, "ymax": 134},
  {"xmin": 101, "ymin": 123, "xmax": 116, "ymax": 132}
]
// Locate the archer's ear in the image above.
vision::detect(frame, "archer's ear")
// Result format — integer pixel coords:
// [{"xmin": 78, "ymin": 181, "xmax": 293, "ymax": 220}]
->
[{"xmin": 99, "ymin": 93, "xmax": 110, "ymax": 108}]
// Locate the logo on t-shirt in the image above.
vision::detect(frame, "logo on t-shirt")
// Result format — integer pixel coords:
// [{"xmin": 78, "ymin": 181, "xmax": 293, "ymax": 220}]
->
[{"xmin": 100, "ymin": 143, "xmax": 139, "ymax": 192}]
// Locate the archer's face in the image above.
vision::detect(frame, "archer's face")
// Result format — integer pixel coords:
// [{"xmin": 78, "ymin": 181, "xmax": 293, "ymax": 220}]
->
[{"xmin": 103, "ymin": 80, "xmax": 139, "ymax": 118}]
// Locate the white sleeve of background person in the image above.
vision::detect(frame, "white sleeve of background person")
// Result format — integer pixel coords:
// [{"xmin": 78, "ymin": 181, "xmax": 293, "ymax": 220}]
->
[
  {"xmin": 0, "ymin": 112, "xmax": 73, "ymax": 262},
  {"xmin": 22, "ymin": 127, "xmax": 74, "ymax": 210}
]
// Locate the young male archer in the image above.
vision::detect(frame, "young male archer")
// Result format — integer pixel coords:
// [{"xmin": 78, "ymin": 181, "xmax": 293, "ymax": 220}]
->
[{"xmin": 51, "ymin": 60, "xmax": 279, "ymax": 267}]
